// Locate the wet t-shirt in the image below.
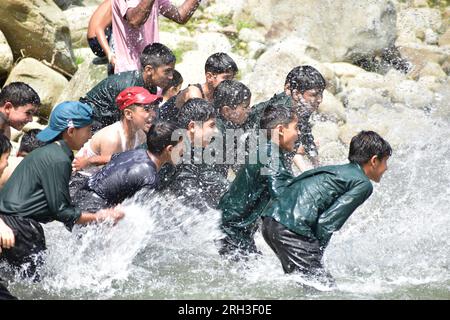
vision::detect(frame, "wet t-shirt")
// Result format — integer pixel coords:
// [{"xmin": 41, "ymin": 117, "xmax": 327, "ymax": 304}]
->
[{"xmin": 88, "ymin": 149, "xmax": 159, "ymax": 205}]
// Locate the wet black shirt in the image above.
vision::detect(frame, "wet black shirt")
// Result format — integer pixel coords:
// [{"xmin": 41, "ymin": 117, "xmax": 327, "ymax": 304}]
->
[
  {"xmin": 80, "ymin": 70, "xmax": 157, "ymax": 128},
  {"xmin": 88, "ymin": 149, "xmax": 159, "ymax": 205}
]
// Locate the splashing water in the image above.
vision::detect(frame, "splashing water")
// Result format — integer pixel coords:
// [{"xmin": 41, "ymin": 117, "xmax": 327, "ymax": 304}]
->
[{"xmin": 2, "ymin": 110, "xmax": 449, "ymax": 299}]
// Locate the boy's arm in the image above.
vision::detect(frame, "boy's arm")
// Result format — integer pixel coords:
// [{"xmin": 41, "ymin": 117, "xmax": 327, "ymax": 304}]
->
[
  {"xmin": 73, "ymin": 137, "xmax": 119, "ymax": 171},
  {"xmin": 0, "ymin": 217, "xmax": 15, "ymax": 252},
  {"xmin": 41, "ymin": 161, "xmax": 85, "ymax": 229},
  {"xmin": 125, "ymin": 0, "xmax": 156, "ymax": 28},
  {"xmin": 95, "ymin": 5, "xmax": 114, "ymax": 65},
  {"xmin": 315, "ymin": 180, "xmax": 373, "ymax": 248},
  {"xmin": 41, "ymin": 161, "xmax": 124, "ymax": 229},
  {"xmin": 76, "ymin": 207, "xmax": 124, "ymax": 225},
  {"xmin": 265, "ymin": 153, "xmax": 295, "ymax": 199},
  {"xmin": 160, "ymin": 0, "xmax": 201, "ymax": 24}
]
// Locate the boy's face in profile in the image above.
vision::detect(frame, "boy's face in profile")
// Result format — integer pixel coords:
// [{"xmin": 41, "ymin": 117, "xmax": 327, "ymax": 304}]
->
[
  {"xmin": 368, "ymin": 156, "xmax": 389, "ymax": 183},
  {"xmin": 278, "ymin": 118, "xmax": 300, "ymax": 152},
  {"xmin": 126, "ymin": 103, "xmax": 157, "ymax": 133},
  {"xmin": 222, "ymin": 100, "xmax": 250, "ymax": 125},
  {"xmin": 206, "ymin": 71, "xmax": 235, "ymax": 89},
  {"xmin": 7, "ymin": 104, "xmax": 37, "ymax": 131},
  {"xmin": 190, "ymin": 118, "xmax": 218, "ymax": 148},
  {"xmin": 291, "ymin": 88, "xmax": 323, "ymax": 116},
  {"xmin": 145, "ymin": 63, "xmax": 175, "ymax": 89},
  {"xmin": 70, "ymin": 125, "xmax": 93, "ymax": 151}
]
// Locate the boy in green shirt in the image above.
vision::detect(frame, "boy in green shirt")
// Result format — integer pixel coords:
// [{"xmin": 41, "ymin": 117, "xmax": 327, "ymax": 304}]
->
[
  {"xmin": 261, "ymin": 131, "xmax": 392, "ymax": 285},
  {"xmin": 218, "ymin": 103, "xmax": 300, "ymax": 258}
]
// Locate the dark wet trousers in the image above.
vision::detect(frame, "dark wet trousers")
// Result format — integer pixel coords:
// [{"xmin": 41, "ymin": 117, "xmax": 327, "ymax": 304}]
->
[
  {"xmin": 0, "ymin": 214, "xmax": 46, "ymax": 280},
  {"xmin": 262, "ymin": 217, "xmax": 335, "ymax": 286},
  {"xmin": 0, "ymin": 278, "xmax": 17, "ymax": 300}
]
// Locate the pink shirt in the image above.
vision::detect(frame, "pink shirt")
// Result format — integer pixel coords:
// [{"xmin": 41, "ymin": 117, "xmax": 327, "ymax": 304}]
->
[{"xmin": 112, "ymin": 0, "xmax": 172, "ymax": 73}]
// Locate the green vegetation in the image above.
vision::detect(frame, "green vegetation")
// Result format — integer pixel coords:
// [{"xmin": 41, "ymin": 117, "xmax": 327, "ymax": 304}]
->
[
  {"xmin": 427, "ymin": 0, "xmax": 449, "ymax": 9},
  {"xmin": 236, "ymin": 20, "xmax": 257, "ymax": 32},
  {"xmin": 215, "ymin": 14, "xmax": 233, "ymax": 27},
  {"xmin": 75, "ymin": 56, "xmax": 84, "ymax": 65}
]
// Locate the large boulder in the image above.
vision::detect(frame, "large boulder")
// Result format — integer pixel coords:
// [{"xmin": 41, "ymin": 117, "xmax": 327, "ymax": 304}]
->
[
  {"xmin": 392, "ymin": 79, "xmax": 435, "ymax": 109},
  {"xmin": 63, "ymin": 5, "xmax": 97, "ymax": 49},
  {"xmin": 4, "ymin": 58, "xmax": 69, "ymax": 119},
  {"xmin": 318, "ymin": 90, "xmax": 346, "ymax": 123},
  {"xmin": 339, "ymin": 87, "xmax": 391, "ymax": 111},
  {"xmin": 244, "ymin": 37, "xmax": 336, "ymax": 103},
  {"xmin": 0, "ymin": 30, "xmax": 13, "ymax": 81},
  {"xmin": 0, "ymin": 0, "xmax": 77, "ymax": 76},
  {"xmin": 55, "ymin": 57, "xmax": 107, "ymax": 106},
  {"xmin": 396, "ymin": 8, "xmax": 443, "ymax": 44},
  {"xmin": 234, "ymin": 0, "xmax": 397, "ymax": 63}
]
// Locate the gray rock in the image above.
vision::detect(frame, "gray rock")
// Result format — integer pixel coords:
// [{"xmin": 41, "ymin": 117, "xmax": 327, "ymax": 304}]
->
[
  {"xmin": 4, "ymin": 58, "xmax": 69, "ymax": 119},
  {"xmin": 0, "ymin": 30, "xmax": 13, "ymax": 80},
  {"xmin": 0, "ymin": 0, "xmax": 77, "ymax": 75}
]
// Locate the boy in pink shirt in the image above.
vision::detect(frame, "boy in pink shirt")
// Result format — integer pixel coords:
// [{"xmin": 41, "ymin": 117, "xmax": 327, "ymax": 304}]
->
[{"xmin": 112, "ymin": 0, "xmax": 202, "ymax": 73}]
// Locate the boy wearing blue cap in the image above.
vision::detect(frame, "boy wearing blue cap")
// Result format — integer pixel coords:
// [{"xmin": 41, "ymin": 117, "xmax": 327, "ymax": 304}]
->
[{"xmin": 0, "ymin": 101, "xmax": 124, "ymax": 285}]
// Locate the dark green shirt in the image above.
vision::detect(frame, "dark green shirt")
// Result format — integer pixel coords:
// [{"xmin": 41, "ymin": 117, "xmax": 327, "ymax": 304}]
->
[
  {"xmin": 262, "ymin": 162, "xmax": 373, "ymax": 247},
  {"xmin": 0, "ymin": 140, "xmax": 81, "ymax": 230},
  {"xmin": 80, "ymin": 70, "xmax": 157, "ymax": 127},
  {"xmin": 218, "ymin": 142, "xmax": 293, "ymax": 247}
]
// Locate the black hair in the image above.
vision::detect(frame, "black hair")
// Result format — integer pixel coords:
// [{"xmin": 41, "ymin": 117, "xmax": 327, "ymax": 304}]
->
[
  {"xmin": 348, "ymin": 131, "xmax": 392, "ymax": 165},
  {"xmin": 259, "ymin": 103, "xmax": 297, "ymax": 138},
  {"xmin": 146, "ymin": 121, "xmax": 182, "ymax": 155},
  {"xmin": 0, "ymin": 132, "xmax": 12, "ymax": 155},
  {"xmin": 162, "ymin": 70, "xmax": 183, "ymax": 95},
  {"xmin": 177, "ymin": 98, "xmax": 215, "ymax": 129},
  {"xmin": 0, "ymin": 82, "xmax": 41, "ymax": 108},
  {"xmin": 205, "ymin": 52, "xmax": 238, "ymax": 75},
  {"xmin": 212, "ymin": 80, "xmax": 251, "ymax": 112},
  {"xmin": 18, "ymin": 129, "xmax": 46, "ymax": 154},
  {"xmin": 285, "ymin": 65, "xmax": 326, "ymax": 93},
  {"xmin": 140, "ymin": 43, "xmax": 176, "ymax": 69}
]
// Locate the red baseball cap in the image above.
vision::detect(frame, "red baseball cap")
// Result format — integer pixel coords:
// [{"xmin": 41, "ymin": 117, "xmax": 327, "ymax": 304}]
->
[{"xmin": 116, "ymin": 86, "xmax": 162, "ymax": 110}]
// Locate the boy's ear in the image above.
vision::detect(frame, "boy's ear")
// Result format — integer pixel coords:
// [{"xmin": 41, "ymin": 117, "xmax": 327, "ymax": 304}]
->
[
  {"xmin": 165, "ymin": 144, "xmax": 174, "ymax": 154},
  {"xmin": 284, "ymin": 83, "xmax": 291, "ymax": 95},
  {"xmin": 221, "ymin": 105, "xmax": 231, "ymax": 116},
  {"xmin": 67, "ymin": 127, "xmax": 75, "ymax": 137},
  {"xmin": 275, "ymin": 123, "xmax": 284, "ymax": 136},
  {"xmin": 123, "ymin": 108, "xmax": 133, "ymax": 120},
  {"xmin": 205, "ymin": 72, "xmax": 214, "ymax": 82},
  {"xmin": 369, "ymin": 155, "xmax": 379, "ymax": 167},
  {"xmin": 187, "ymin": 121, "xmax": 195, "ymax": 133},
  {"xmin": 144, "ymin": 64, "xmax": 154, "ymax": 75},
  {"xmin": 2, "ymin": 101, "xmax": 14, "ymax": 114}
]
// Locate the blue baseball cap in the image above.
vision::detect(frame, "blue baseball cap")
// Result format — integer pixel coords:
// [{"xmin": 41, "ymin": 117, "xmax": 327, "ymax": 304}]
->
[{"xmin": 37, "ymin": 101, "xmax": 93, "ymax": 142}]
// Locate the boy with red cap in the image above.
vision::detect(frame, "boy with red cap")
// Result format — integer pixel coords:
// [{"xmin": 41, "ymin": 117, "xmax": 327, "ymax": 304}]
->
[{"xmin": 72, "ymin": 86, "xmax": 162, "ymax": 174}]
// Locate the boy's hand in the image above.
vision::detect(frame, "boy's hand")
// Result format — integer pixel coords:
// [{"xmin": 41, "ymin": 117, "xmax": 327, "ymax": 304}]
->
[
  {"xmin": 72, "ymin": 156, "xmax": 90, "ymax": 172},
  {"xmin": 296, "ymin": 145, "xmax": 306, "ymax": 155},
  {"xmin": 0, "ymin": 219, "xmax": 15, "ymax": 253},
  {"xmin": 96, "ymin": 207, "xmax": 125, "ymax": 225}
]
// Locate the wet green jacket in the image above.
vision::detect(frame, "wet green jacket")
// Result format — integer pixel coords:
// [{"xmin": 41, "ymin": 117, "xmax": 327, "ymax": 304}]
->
[
  {"xmin": 262, "ymin": 162, "xmax": 373, "ymax": 247},
  {"xmin": 218, "ymin": 141, "xmax": 293, "ymax": 247},
  {"xmin": 0, "ymin": 140, "xmax": 81, "ymax": 230},
  {"xmin": 80, "ymin": 70, "xmax": 157, "ymax": 127}
]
